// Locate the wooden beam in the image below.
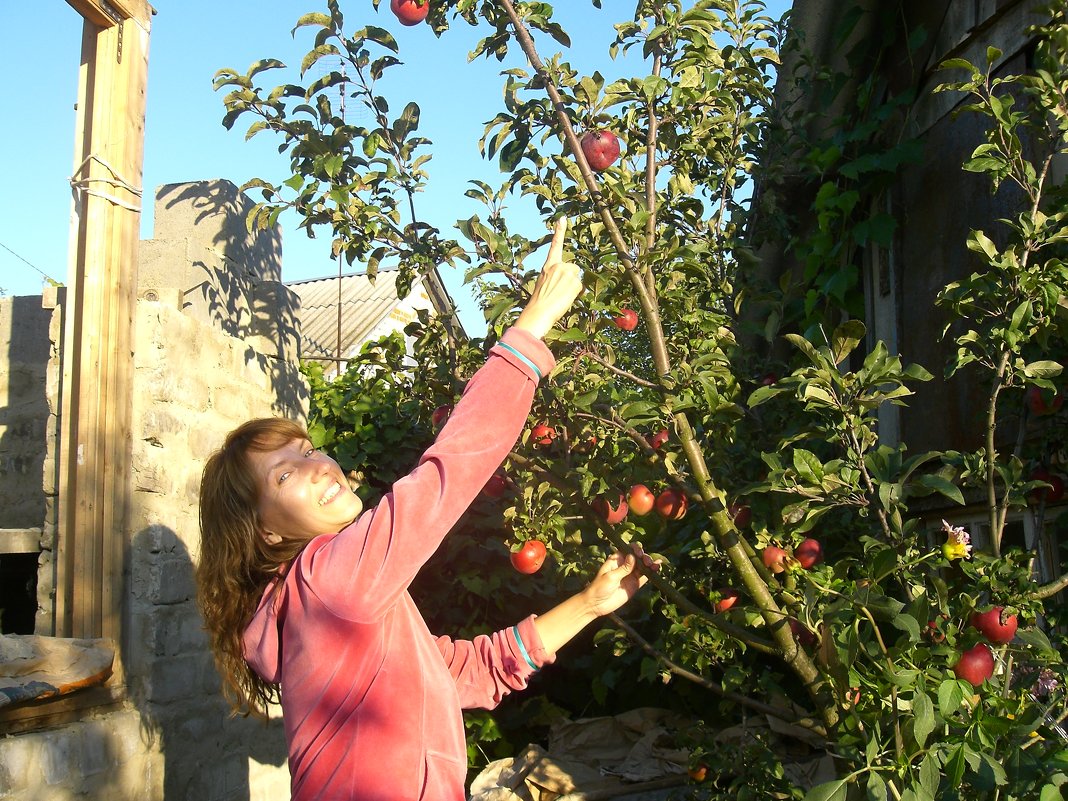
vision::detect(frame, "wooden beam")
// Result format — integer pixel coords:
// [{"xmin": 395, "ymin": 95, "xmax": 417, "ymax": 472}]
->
[
  {"xmin": 56, "ymin": 8, "xmax": 150, "ymax": 642},
  {"xmin": 66, "ymin": 0, "xmax": 154, "ymax": 29}
]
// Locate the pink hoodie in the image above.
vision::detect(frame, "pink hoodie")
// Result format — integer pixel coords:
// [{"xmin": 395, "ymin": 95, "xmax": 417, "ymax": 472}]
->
[{"xmin": 243, "ymin": 328, "xmax": 558, "ymax": 801}]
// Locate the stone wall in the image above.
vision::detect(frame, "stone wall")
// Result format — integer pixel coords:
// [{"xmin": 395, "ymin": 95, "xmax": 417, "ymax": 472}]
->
[{"xmin": 0, "ymin": 180, "xmax": 303, "ymax": 800}]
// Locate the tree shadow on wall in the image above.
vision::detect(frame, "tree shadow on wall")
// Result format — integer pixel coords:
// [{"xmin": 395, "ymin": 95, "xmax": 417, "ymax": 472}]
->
[
  {"xmin": 154, "ymin": 179, "xmax": 307, "ymax": 419},
  {"xmin": 126, "ymin": 525, "xmax": 289, "ymax": 801}
]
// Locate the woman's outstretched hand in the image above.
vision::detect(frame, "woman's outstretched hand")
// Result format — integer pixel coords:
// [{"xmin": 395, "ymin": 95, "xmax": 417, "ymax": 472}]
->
[
  {"xmin": 513, "ymin": 218, "xmax": 583, "ymax": 340},
  {"xmin": 582, "ymin": 543, "xmax": 662, "ymax": 618}
]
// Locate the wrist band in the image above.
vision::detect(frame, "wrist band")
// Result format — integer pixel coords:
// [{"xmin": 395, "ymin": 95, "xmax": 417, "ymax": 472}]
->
[
  {"xmin": 497, "ymin": 342, "xmax": 542, "ymax": 380},
  {"xmin": 512, "ymin": 625, "xmax": 539, "ymax": 671}
]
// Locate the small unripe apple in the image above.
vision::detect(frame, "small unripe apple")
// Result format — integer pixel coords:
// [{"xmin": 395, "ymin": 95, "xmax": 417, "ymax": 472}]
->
[
  {"xmin": 970, "ymin": 607, "xmax": 1018, "ymax": 645},
  {"xmin": 688, "ymin": 763, "xmax": 708, "ymax": 783},
  {"xmin": 714, "ymin": 588, "xmax": 739, "ymax": 613},
  {"xmin": 530, "ymin": 423, "xmax": 557, "ymax": 447},
  {"xmin": 613, "ymin": 308, "xmax": 639, "ymax": 331},
  {"xmin": 794, "ymin": 538, "xmax": 823, "ymax": 569},
  {"xmin": 655, "ymin": 488, "xmax": 688, "ymax": 520},
  {"xmin": 580, "ymin": 129, "xmax": 621, "ymax": 171},
  {"xmin": 592, "ymin": 493, "xmax": 629, "ymax": 525},
  {"xmin": 762, "ymin": 545, "xmax": 790, "ymax": 574},
  {"xmin": 627, "ymin": 484, "xmax": 655, "ymax": 516},
  {"xmin": 953, "ymin": 642, "xmax": 995, "ymax": 687},
  {"xmin": 431, "ymin": 403, "xmax": 453, "ymax": 429}
]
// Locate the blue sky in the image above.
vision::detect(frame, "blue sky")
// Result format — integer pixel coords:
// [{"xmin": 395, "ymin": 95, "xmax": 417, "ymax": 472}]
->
[{"xmin": 2, "ymin": 1, "xmax": 788, "ymax": 332}]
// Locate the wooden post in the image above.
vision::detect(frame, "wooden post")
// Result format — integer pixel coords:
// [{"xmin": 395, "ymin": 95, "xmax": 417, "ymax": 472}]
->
[{"xmin": 56, "ymin": 1, "xmax": 152, "ymax": 641}]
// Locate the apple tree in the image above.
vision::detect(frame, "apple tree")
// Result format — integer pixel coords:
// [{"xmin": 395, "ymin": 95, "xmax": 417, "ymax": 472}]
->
[{"xmin": 215, "ymin": 1, "xmax": 1068, "ymax": 797}]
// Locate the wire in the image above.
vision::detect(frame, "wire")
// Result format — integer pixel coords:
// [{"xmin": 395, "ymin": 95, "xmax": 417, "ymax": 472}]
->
[{"xmin": 0, "ymin": 240, "xmax": 58, "ymax": 284}]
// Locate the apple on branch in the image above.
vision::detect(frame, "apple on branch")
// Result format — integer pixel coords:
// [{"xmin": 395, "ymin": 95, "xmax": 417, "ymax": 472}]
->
[
  {"xmin": 580, "ymin": 129, "xmax": 621, "ymax": 172},
  {"xmin": 390, "ymin": 0, "xmax": 430, "ymax": 26},
  {"xmin": 655, "ymin": 488, "xmax": 688, "ymax": 520},
  {"xmin": 953, "ymin": 643, "xmax": 995, "ymax": 687},
  {"xmin": 592, "ymin": 493, "xmax": 629, "ymax": 525},
  {"xmin": 627, "ymin": 484, "xmax": 655, "ymax": 516},
  {"xmin": 613, "ymin": 308, "xmax": 639, "ymax": 331}
]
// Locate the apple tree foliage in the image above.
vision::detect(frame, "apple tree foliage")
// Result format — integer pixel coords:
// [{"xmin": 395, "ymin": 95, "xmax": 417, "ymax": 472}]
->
[{"xmin": 216, "ymin": 1, "xmax": 1068, "ymax": 798}]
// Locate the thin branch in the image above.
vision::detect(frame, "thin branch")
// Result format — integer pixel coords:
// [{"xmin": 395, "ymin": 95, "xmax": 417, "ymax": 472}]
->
[{"xmin": 607, "ymin": 612, "xmax": 828, "ymax": 739}]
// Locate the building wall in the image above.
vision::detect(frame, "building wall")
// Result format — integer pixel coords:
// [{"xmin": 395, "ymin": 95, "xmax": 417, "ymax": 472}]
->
[{"xmin": 0, "ymin": 180, "xmax": 302, "ymax": 800}]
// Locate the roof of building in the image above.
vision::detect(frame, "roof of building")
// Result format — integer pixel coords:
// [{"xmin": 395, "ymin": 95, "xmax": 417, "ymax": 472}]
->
[{"xmin": 287, "ymin": 268, "xmax": 409, "ymax": 363}]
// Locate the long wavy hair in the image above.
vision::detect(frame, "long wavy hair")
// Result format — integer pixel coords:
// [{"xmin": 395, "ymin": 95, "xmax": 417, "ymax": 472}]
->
[{"xmin": 196, "ymin": 417, "xmax": 313, "ymax": 718}]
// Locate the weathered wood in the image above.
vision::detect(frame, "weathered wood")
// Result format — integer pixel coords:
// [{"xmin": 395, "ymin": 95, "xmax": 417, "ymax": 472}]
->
[
  {"xmin": 56, "ymin": 5, "xmax": 150, "ymax": 646},
  {"xmin": 0, "ymin": 529, "xmax": 43, "ymax": 554}
]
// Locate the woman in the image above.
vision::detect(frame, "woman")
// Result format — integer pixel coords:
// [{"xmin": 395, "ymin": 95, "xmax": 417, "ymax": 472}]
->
[{"xmin": 196, "ymin": 219, "xmax": 659, "ymax": 801}]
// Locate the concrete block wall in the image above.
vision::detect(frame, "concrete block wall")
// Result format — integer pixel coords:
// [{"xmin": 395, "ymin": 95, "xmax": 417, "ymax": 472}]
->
[{"xmin": 1, "ymin": 180, "xmax": 304, "ymax": 800}]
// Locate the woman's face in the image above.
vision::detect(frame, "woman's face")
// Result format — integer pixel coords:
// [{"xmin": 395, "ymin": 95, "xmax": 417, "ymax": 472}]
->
[{"xmin": 248, "ymin": 437, "xmax": 363, "ymax": 544}]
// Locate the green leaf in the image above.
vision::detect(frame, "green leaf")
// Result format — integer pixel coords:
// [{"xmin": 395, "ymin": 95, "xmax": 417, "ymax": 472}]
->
[
  {"xmin": 830, "ymin": 319, "xmax": 866, "ymax": 365},
  {"xmin": 914, "ymin": 474, "xmax": 965, "ymax": 505},
  {"xmin": 866, "ymin": 773, "xmax": 888, "ymax": 801},
  {"xmin": 944, "ymin": 744, "xmax": 966, "ymax": 787},
  {"xmin": 793, "ymin": 449, "xmax": 825, "ymax": 483},
  {"xmin": 804, "ymin": 779, "xmax": 849, "ymax": 801},
  {"xmin": 912, "ymin": 691, "xmax": 935, "ymax": 748},
  {"xmin": 937, "ymin": 679, "xmax": 969, "ymax": 717}
]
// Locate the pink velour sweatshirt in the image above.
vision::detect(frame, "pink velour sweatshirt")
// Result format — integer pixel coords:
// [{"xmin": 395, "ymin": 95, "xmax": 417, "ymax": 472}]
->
[{"xmin": 243, "ymin": 328, "xmax": 558, "ymax": 801}]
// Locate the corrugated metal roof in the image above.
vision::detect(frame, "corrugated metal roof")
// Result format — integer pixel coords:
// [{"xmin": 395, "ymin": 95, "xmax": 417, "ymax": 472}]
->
[{"xmin": 287, "ymin": 268, "xmax": 409, "ymax": 363}]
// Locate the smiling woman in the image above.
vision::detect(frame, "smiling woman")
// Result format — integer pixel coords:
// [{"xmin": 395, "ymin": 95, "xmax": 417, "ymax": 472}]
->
[{"xmin": 193, "ymin": 219, "xmax": 660, "ymax": 801}]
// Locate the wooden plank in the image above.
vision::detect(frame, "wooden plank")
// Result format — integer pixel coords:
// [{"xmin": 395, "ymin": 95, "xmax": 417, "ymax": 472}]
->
[
  {"xmin": 66, "ymin": 0, "xmax": 154, "ymax": 28},
  {"xmin": 0, "ymin": 529, "xmax": 43, "ymax": 554},
  {"xmin": 58, "ymin": 9, "xmax": 150, "ymax": 644},
  {"xmin": 0, "ymin": 685, "xmax": 124, "ymax": 736}
]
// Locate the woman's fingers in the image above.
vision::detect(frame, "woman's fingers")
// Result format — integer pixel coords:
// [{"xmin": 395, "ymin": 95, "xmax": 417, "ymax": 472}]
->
[{"xmin": 544, "ymin": 217, "xmax": 568, "ymax": 268}]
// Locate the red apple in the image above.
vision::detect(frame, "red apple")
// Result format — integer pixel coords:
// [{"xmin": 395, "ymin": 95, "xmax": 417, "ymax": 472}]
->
[
  {"xmin": 592, "ymin": 493, "xmax": 629, "ymax": 525},
  {"xmin": 714, "ymin": 588, "xmax": 739, "ymax": 613},
  {"xmin": 482, "ymin": 472, "xmax": 508, "ymax": 499},
  {"xmin": 580, "ymin": 129, "xmax": 621, "ymax": 172},
  {"xmin": 795, "ymin": 538, "xmax": 823, "ymax": 569},
  {"xmin": 790, "ymin": 619, "xmax": 817, "ymax": 647},
  {"xmin": 953, "ymin": 643, "xmax": 995, "ymax": 687},
  {"xmin": 627, "ymin": 484, "xmax": 655, "ymax": 516},
  {"xmin": 762, "ymin": 545, "xmax": 790, "ymax": 574},
  {"xmin": 1029, "ymin": 467, "xmax": 1065, "ymax": 504},
  {"xmin": 970, "ymin": 607, "xmax": 1018, "ymax": 645},
  {"xmin": 655, "ymin": 488, "xmax": 688, "ymax": 520},
  {"xmin": 729, "ymin": 503, "xmax": 751, "ymax": 529},
  {"xmin": 760, "ymin": 372, "xmax": 778, "ymax": 386},
  {"xmin": 1027, "ymin": 385, "xmax": 1064, "ymax": 417},
  {"xmin": 647, "ymin": 428, "xmax": 669, "ymax": 450},
  {"xmin": 510, "ymin": 540, "xmax": 547, "ymax": 574},
  {"xmin": 390, "ymin": 0, "xmax": 430, "ymax": 25},
  {"xmin": 530, "ymin": 423, "xmax": 557, "ymax": 447},
  {"xmin": 612, "ymin": 308, "xmax": 639, "ymax": 331},
  {"xmin": 688, "ymin": 764, "xmax": 708, "ymax": 783},
  {"xmin": 431, "ymin": 403, "xmax": 453, "ymax": 429}
]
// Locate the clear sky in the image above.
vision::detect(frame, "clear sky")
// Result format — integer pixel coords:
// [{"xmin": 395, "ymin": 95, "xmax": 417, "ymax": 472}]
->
[{"xmin": 2, "ymin": 1, "xmax": 788, "ymax": 333}]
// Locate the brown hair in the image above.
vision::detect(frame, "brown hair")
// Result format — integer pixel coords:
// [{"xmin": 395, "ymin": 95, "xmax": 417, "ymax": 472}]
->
[{"xmin": 196, "ymin": 417, "xmax": 313, "ymax": 718}]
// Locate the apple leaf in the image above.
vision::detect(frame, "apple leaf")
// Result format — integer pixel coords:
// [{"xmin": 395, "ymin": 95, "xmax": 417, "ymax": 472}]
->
[
  {"xmin": 803, "ymin": 778, "xmax": 848, "ymax": 801},
  {"xmin": 912, "ymin": 691, "xmax": 935, "ymax": 748},
  {"xmin": 913, "ymin": 474, "xmax": 965, "ymax": 505}
]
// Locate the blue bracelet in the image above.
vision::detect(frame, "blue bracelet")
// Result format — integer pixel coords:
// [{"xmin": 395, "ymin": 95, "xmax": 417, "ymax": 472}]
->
[
  {"xmin": 497, "ymin": 342, "xmax": 542, "ymax": 380},
  {"xmin": 512, "ymin": 625, "xmax": 539, "ymax": 671}
]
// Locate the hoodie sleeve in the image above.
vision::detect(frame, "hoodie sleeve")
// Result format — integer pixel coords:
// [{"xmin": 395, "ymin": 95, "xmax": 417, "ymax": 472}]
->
[
  {"xmin": 297, "ymin": 328, "xmax": 555, "ymax": 622},
  {"xmin": 434, "ymin": 615, "xmax": 557, "ymax": 710}
]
